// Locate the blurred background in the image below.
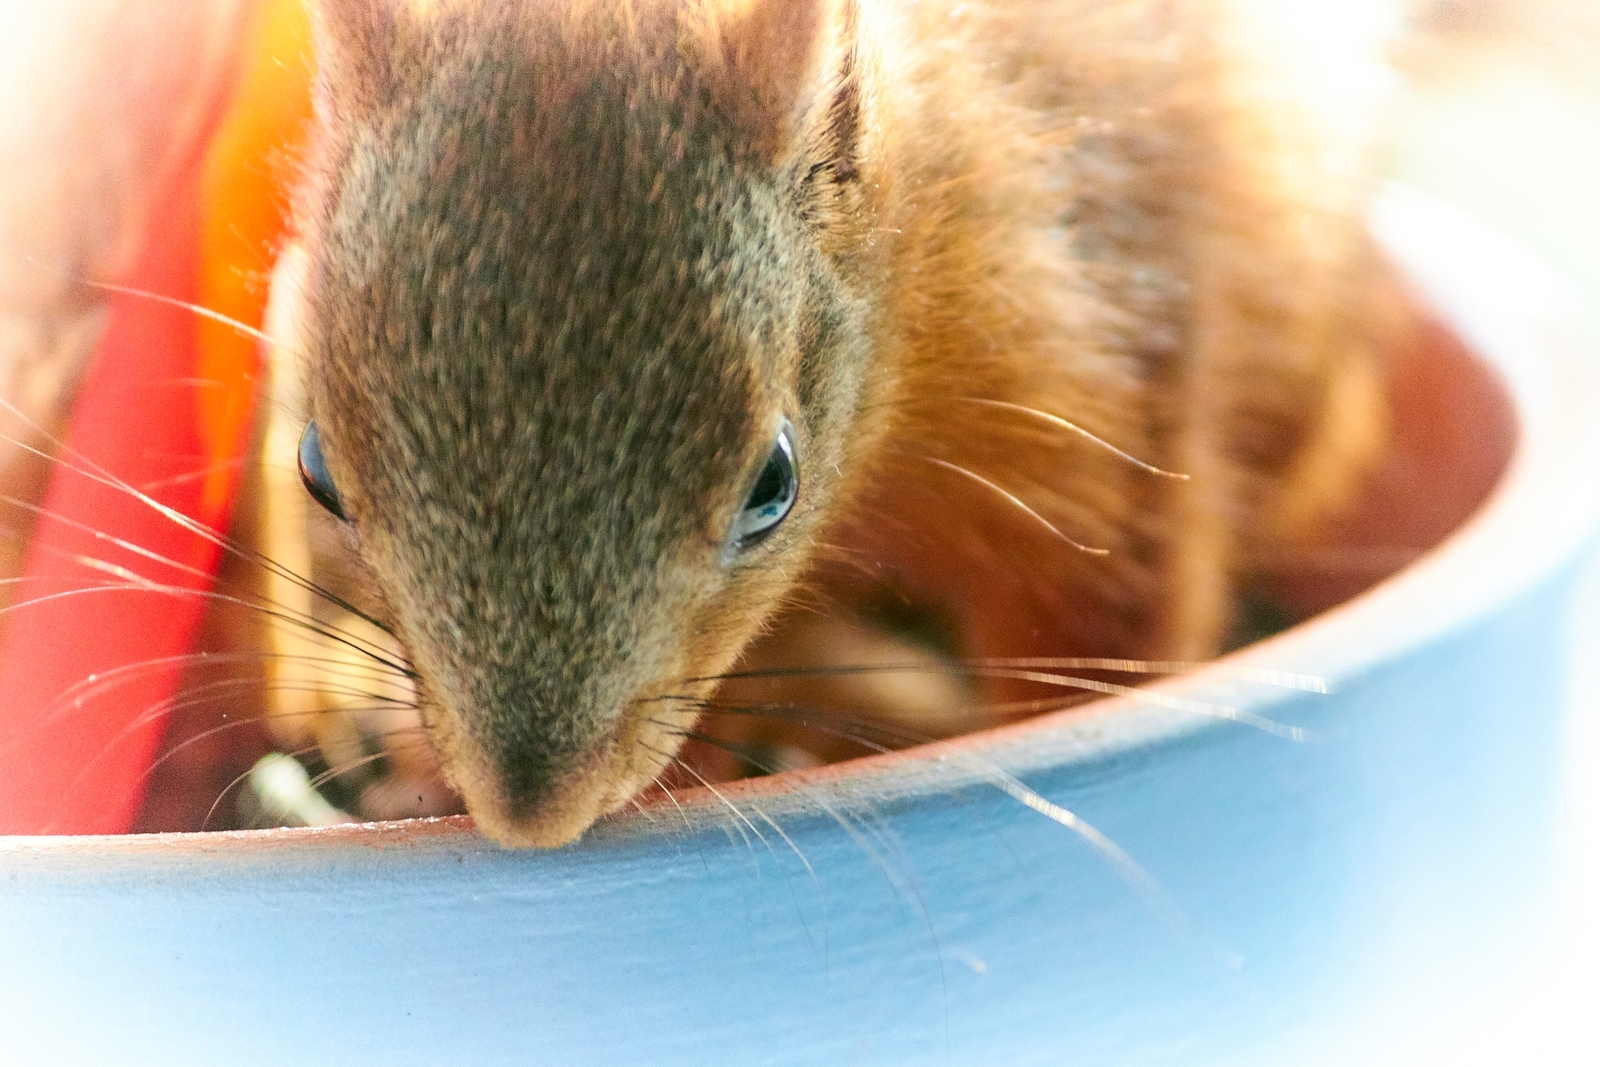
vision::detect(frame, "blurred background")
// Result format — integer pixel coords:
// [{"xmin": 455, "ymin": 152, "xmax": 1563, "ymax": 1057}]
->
[
  {"xmin": 1397, "ymin": 1, "xmax": 1600, "ymax": 344},
  {"xmin": 1354, "ymin": 2, "xmax": 1600, "ymax": 1061}
]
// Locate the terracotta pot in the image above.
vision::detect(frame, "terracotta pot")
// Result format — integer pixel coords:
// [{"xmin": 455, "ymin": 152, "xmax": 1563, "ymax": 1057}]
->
[{"xmin": 2, "ymin": 190, "xmax": 1596, "ymax": 1064}]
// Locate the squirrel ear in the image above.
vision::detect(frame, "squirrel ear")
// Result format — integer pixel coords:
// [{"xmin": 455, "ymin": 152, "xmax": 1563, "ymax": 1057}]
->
[
  {"xmin": 307, "ymin": 0, "xmax": 410, "ymax": 118},
  {"xmin": 692, "ymin": 0, "xmax": 853, "ymax": 161}
]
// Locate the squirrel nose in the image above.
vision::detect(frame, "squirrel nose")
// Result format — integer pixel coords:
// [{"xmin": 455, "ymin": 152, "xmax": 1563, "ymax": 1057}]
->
[
  {"xmin": 462, "ymin": 745, "xmax": 618, "ymax": 849},
  {"xmin": 494, "ymin": 747, "xmax": 566, "ymax": 819},
  {"xmin": 441, "ymin": 677, "xmax": 631, "ymax": 848}
]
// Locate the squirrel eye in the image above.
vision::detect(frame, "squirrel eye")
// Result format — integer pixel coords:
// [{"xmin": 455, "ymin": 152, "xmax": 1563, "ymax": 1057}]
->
[
  {"xmin": 298, "ymin": 420, "xmax": 346, "ymax": 520},
  {"xmin": 730, "ymin": 419, "xmax": 798, "ymax": 554}
]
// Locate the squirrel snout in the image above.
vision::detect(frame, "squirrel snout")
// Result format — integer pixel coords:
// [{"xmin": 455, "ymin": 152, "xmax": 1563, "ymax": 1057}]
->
[
  {"xmin": 442, "ymin": 713, "xmax": 625, "ymax": 849},
  {"xmin": 454, "ymin": 751, "xmax": 620, "ymax": 849},
  {"xmin": 423, "ymin": 658, "xmax": 697, "ymax": 849}
]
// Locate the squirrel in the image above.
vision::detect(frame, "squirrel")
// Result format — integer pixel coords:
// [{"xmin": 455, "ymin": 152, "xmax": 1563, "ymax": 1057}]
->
[{"xmin": 220, "ymin": 0, "xmax": 1399, "ymax": 847}]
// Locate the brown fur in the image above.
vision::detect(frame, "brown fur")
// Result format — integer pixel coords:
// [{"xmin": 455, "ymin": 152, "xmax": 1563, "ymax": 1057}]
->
[{"xmin": 250, "ymin": 0, "xmax": 1395, "ymax": 846}]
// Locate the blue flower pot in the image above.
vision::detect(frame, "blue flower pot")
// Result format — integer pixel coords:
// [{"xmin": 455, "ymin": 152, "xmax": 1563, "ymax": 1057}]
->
[{"xmin": 4, "ymin": 190, "xmax": 1597, "ymax": 1065}]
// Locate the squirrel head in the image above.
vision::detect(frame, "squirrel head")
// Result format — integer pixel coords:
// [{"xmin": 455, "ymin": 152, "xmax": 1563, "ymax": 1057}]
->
[{"xmin": 294, "ymin": 0, "xmax": 889, "ymax": 845}]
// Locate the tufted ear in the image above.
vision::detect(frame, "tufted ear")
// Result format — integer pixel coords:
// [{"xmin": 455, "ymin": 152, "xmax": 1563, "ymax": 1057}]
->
[
  {"xmin": 306, "ymin": 0, "xmax": 413, "ymax": 119},
  {"xmin": 688, "ymin": 0, "xmax": 857, "ymax": 163}
]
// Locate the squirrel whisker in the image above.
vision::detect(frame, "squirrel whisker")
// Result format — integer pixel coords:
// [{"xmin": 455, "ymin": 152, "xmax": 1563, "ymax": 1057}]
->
[
  {"xmin": 76, "ymin": 279, "xmax": 303, "ymax": 360},
  {"xmin": 910, "ymin": 455, "xmax": 1112, "ymax": 556},
  {"xmin": 0, "ymin": 406, "xmax": 398, "ymax": 639},
  {"xmin": 947, "ymin": 397, "xmax": 1189, "ymax": 480}
]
